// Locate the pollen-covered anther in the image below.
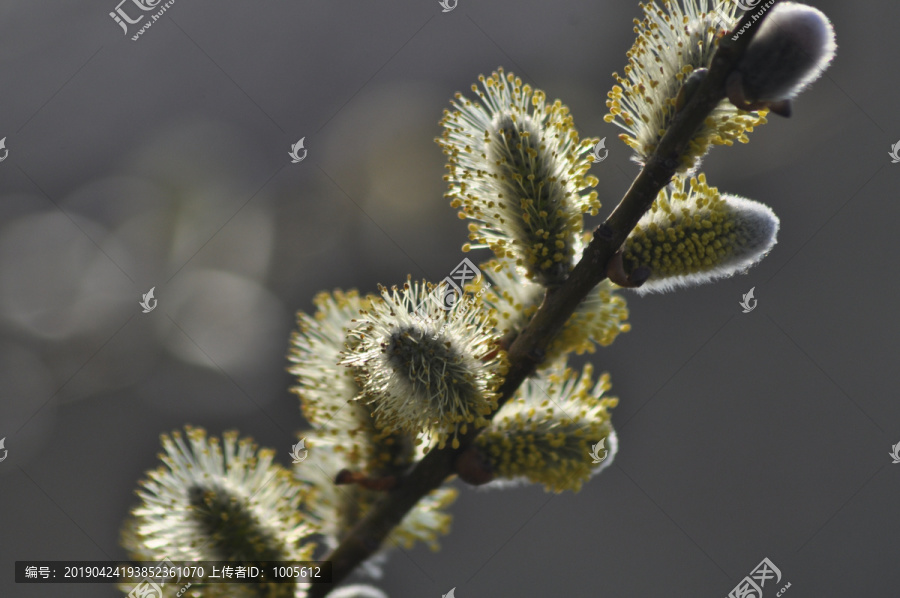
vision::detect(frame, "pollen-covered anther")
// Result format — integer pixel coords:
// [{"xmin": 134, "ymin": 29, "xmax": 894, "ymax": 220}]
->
[
  {"xmin": 475, "ymin": 364, "xmax": 619, "ymax": 493},
  {"xmin": 475, "ymin": 257, "xmax": 630, "ymax": 362},
  {"xmin": 437, "ymin": 68, "xmax": 601, "ymax": 285},
  {"xmin": 121, "ymin": 426, "xmax": 316, "ymax": 591},
  {"xmin": 288, "ymin": 289, "xmax": 377, "ymax": 436},
  {"xmin": 293, "ymin": 433, "xmax": 458, "ymax": 556},
  {"xmin": 620, "ymin": 174, "xmax": 780, "ymax": 294},
  {"xmin": 341, "ymin": 278, "xmax": 506, "ymax": 450},
  {"xmin": 605, "ymin": 0, "xmax": 768, "ymax": 173}
]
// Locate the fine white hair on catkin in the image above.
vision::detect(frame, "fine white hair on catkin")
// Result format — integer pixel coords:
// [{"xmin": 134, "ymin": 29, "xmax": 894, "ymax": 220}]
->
[
  {"xmin": 631, "ymin": 194, "xmax": 780, "ymax": 296},
  {"xmin": 738, "ymin": 2, "xmax": 837, "ymax": 102}
]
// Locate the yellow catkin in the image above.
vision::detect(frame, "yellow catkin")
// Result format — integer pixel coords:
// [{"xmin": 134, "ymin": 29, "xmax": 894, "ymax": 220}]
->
[
  {"xmin": 438, "ymin": 68, "xmax": 601, "ymax": 285},
  {"xmin": 605, "ymin": 1, "xmax": 768, "ymax": 173},
  {"xmin": 476, "ymin": 366, "xmax": 617, "ymax": 493},
  {"xmin": 621, "ymin": 175, "xmax": 779, "ymax": 293}
]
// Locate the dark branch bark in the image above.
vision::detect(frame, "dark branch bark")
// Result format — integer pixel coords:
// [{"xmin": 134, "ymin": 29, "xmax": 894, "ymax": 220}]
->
[{"xmin": 308, "ymin": 6, "xmax": 777, "ymax": 596}]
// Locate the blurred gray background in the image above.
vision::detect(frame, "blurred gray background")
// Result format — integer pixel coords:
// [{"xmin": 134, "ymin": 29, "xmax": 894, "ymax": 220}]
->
[{"xmin": 1, "ymin": 0, "xmax": 898, "ymax": 596}]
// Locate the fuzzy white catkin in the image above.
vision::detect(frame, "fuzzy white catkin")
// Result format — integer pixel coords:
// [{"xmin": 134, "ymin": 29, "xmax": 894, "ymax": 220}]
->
[
  {"xmin": 632, "ymin": 196, "xmax": 779, "ymax": 295},
  {"xmin": 620, "ymin": 176, "xmax": 780, "ymax": 295},
  {"xmin": 737, "ymin": 2, "xmax": 837, "ymax": 102}
]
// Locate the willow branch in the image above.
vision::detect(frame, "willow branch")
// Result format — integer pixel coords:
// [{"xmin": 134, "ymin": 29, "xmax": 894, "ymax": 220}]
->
[{"xmin": 307, "ymin": 6, "xmax": 777, "ymax": 596}]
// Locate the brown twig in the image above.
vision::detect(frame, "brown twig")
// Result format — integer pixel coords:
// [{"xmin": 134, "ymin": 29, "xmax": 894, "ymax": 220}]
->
[
  {"xmin": 335, "ymin": 469, "xmax": 398, "ymax": 491},
  {"xmin": 307, "ymin": 6, "xmax": 778, "ymax": 596}
]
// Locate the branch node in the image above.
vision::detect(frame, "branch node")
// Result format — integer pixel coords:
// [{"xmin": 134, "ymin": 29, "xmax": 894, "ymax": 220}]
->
[
  {"xmin": 453, "ymin": 445, "xmax": 494, "ymax": 486},
  {"xmin": 606, "ymin": 251, "xmax": 650, "ymax": 289},
  {"xmin": 593, "ymin": 223, "xmax": 615, "ymax": 242},
  {"xmin": 725, "ymin": 71, "xmax": 792, "ymax": 117},
  {"xmin": 526, "ymin": 347, "xmax": 545, "ymax": 365},
  {"xmin": 310, "ymin": 5, "xmax": 784, "ymax": 589}
]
